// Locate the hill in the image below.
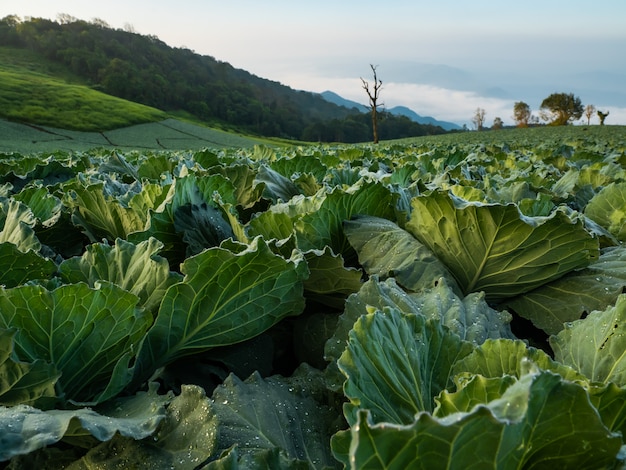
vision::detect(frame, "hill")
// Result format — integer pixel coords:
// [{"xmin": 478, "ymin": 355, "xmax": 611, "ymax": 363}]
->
[
  {"xmin": 0, "ymin": 15, "xmax": 448, "ymax": 142},
  {"xmin": 320, "ymin": 91, "xmax": 461, "ymax": 131},
  {"xmin": 0, "ymin": 46, "xmax": 167, "ymax": 131}
]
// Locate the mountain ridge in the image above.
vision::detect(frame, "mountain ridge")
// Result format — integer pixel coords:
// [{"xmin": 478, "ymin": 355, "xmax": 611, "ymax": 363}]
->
[{"xmin": 319, "ymin": 90, "xmax": 461, "ymax": 131}]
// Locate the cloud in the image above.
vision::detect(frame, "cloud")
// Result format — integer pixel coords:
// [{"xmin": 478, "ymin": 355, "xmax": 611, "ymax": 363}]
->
[
  {"xmin": 280, "ymin": 74, "xmax": 516, "ymax": 127},
  {"xmin": 281, "ymin": 72, "xmax": 626, "ymax": 127},
  {"xmin": 382, "ymin": 83, "xmax": 515, "ymax": 127}
]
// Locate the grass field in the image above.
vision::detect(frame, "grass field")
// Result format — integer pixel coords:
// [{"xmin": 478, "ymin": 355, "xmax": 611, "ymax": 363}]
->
[
  {"xmin": 0, "ymin": 47, "xmax": 168, "ymax": 132},
  {"xmin": 0, "ymin": 118, "xmax": 274, "ymax": 152}
]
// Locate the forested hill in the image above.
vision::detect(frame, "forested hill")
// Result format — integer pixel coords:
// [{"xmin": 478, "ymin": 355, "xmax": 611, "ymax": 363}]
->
[{"xmin": 0, "ymin": 15, "xmax": 448, "ymax": 142}]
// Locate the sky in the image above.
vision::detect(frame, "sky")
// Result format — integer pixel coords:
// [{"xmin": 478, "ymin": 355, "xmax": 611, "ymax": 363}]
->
[{"xmin": 3, "ymin": 1, "xmax": 626, "ymax": 127}]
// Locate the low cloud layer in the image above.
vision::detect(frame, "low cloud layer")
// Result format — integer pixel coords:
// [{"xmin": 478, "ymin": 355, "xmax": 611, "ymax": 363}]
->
[{"xmin": 282, "ymin": 73, "xmax": 626, "ymax": 128}]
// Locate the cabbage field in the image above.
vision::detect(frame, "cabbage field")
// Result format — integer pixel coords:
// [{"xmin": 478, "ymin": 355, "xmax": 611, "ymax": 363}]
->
[{"xmin": 2, "ymin": 126, "xmax": 626, "ymax": 468}]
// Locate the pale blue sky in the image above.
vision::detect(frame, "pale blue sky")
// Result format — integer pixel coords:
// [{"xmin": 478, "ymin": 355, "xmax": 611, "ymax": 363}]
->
[{"xmin": 3, "ymin": 1, "xmax": 626, "ymax": 126}]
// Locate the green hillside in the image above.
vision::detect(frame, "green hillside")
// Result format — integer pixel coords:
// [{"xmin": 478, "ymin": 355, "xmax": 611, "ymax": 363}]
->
[
  {"xmin": 0, "ymin": 15, "xmax": 448, "ymax": 142},
  {"xmin": 0, "ymin": 46, "xmax": 279, "ymax": 151},
  {"xmin": 0, "ymin": 46, "xmax": 167, "ymax": 131}
]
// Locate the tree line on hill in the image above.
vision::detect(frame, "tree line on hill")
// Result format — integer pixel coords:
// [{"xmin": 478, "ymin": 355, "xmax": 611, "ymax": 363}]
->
[{"xmin": 0, "ymin": 15, "xmax": 448, "ymax": 142}]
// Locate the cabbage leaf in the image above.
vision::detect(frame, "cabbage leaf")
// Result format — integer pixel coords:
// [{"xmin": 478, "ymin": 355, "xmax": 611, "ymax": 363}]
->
[
  {"xmin": 406, "ymin": 190, "xmax": 599, "ymax": 301},
  {"xmin": 0, "ymin": 328, "xmax": 58, "ymax": 406},
  {"xmin": 333, "ymin": 368, "xmax": 622, "ymax": 469},
  {"xmin": 344, "ymin": 215, "xmax": 460, "ymax": 294},
  {"xmin": 551, "ymin": 294, "xmax": 626, "ymax": 385},
  {"xmin": 585, "ymin": 182, "xmax": 626, "ymax": 241},
  {"xmin": 0, "ymin": 383, "xmax": 170, "ymax": 462},
  {"xmin": 504, "ymin": 245, "xmax": 626, "ymax": 334},
  {"xmin": 133, "ymin": 236, "xmax": 308, "ymax": 385},
  {"xmin": 59, "ymin": 237, "xmax": 182, "ymax": 313},
  {"xmin": 0, "ymin": 282, "xmax": 151, "ymax": 405},
  {"xmin": 338, "ymin": 307, "xmax": 473, "ymax": 423}
]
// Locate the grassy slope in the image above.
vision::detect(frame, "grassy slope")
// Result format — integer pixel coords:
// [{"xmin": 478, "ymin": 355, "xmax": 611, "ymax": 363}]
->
[
  {"xmin": 0, "ymin": 47, "xmax": 168, "ymax": 131},
  {"xmin": 0, "ymin": 47, "xmax": 285, "ymax": 152}
]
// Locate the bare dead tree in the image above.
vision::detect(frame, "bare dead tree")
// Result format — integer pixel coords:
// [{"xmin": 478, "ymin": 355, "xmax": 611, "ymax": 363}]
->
[
  {"xmin": 361, "ymin": 64, "xmax": 383, "ymax": 144},
  {"xmin": 472, "ymin": 107, "xmax": 486, "ymax": 131}
]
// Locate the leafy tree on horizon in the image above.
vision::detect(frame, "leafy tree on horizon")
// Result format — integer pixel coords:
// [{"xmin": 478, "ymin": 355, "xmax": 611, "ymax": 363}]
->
[
  {"xmin": 513, "ymin": 101, "xmax": 532, "ymax": 127},
  {"xmin": 540, "ymin": 92, "xmax": 583, "ymax": 126}
]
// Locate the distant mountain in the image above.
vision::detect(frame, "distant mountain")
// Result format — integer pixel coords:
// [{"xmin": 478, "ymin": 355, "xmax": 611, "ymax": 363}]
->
[
  {"xmin": 319, "ymin": 90, "xmax": 369, "ymax": 112},
  {"xmin": 386, "ymin": 106, "xmax": 461, "ymax": 131},
  {"xmin": 320, "ymin": 91, "xmax": 461, "ymax": 131}
]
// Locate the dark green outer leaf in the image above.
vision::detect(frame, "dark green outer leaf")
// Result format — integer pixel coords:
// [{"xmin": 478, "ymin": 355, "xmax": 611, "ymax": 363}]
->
[
  {"xmin": 0, "ymin": 243, "xmax": 56, "ymax": 288},
  {"xmin": 206, "ymin": 447, "xmax": 312, "ymax": 470},
  {"xmin": 407, "ymin": 190, "xmax": 598, "ymax": 301},
  {"xmin": 210, "ymin": 367, "xmax": 340, "ymax": 469},
  {"xmin": 0, "ymin": 383, "xmax": 169, "ymax": 462},
  {"xmin": 133, "ymin": 236, "xmax": 308, "ymax": 385}
]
